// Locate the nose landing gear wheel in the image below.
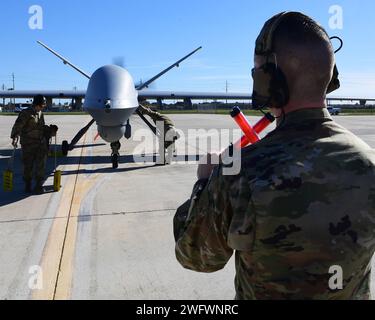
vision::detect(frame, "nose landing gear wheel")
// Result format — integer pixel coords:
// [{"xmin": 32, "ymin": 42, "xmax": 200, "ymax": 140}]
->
[
  {"xmin": 111, "ymin": 154, "xmax": 119, "ymax": 169},
  {"xmin": 62, "ymin": 140, "xmax": 69, "ymax": 156}
]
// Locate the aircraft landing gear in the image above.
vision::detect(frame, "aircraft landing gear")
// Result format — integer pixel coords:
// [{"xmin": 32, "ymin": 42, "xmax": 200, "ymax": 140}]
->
[
  {"xmin": 110, "ymin": 141, "xmax": 121, "ymax": 169},
  {"xmin": 124, "ymin": 120, "xmax": 131, "ymax": 139},
  {"xmin": 111, "ymin": 153, "xmax": 119, "ymax": 169},
  {"xmin": 62, "ymin": 140, "xmax": 69, "ymax": 156}
]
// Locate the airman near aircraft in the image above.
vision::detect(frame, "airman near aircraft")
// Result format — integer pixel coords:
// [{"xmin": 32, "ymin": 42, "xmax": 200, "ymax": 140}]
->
[
  {"xmin": 138, "ymin": 100, "xmax": 180, "ymax": 163},
  {"xmin": 174, "ymin": 12, "xmax": 375, "ymax": 300},
  {"xmin": 10, "ymin": 95, "xmax": 58, "ymax": 193}
]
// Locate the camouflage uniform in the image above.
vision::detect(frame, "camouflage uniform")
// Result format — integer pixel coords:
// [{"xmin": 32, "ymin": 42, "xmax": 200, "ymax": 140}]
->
[
  {"xmin": 138, "ymin": 103, "xmax": 179, "ymax": 163},
  {"xmin": 174, "ymin": 108, "xmax": 375, "ymax": 300},
  {"xmin": 10, "ymin": 106, "xmax": 53, "ymax": 186},
  {"xmin": 138, "ymin": 103, "xmax": 175, "ymax": 133}
]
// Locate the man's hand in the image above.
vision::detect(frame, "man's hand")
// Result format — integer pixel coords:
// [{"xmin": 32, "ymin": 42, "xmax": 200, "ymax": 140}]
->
[
  {"xmin": 11, "ymin": 137, "xmax": 18, "ymax": 148},
  {"xmin": 138, "ymin": 104, "xmax": 150, "ymax": 116},
  {"xmin": 197, "ymin": 153, "xmax": 220, "ymax": 180}
]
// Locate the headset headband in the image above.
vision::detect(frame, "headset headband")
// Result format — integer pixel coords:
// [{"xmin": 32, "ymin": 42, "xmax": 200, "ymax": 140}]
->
[
  {"xmin": 255, "ymin": 12, "xmax": 288, "ymax": 55},
  {"xmin": 255, "ymin": 11, "xmax": 333, "ymax": 56}
]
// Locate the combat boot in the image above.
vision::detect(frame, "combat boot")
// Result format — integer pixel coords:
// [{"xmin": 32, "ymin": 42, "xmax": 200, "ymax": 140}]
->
[
  {"xmin": 33, "ymin": 181, "xmax": 44, "ymax": 194},
  {"xmin": 24, "ymin": 181, "xmax": 32, "ymax": 193}
]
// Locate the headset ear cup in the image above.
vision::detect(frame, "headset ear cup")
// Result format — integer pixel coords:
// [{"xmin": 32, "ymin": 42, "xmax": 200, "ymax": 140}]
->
[
  {"xmin": 269, "ymin": 65, "xmax": 289, "ymax": 108},
  {"xmin": 252, "ymin": 63, "xmax": 289, "ymax": 109},
  {"xmin": 327, "ymin": 64, "xmax": 340, "ymax": 94},
  {"xmin": 252, "ymin": 67, "xmax": 274, "ymax": 109}
]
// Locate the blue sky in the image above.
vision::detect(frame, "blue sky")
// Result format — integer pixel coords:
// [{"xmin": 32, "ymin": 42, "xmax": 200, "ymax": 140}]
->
[{"xmin": 1, "ymin": 0, "xmax": 375, "ymax": 98}]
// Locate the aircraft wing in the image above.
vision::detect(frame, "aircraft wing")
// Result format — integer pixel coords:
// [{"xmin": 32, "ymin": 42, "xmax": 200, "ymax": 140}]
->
[
  {"xmin": 0, "ymin": 89, "xmax": 253, "ymax": 100},
  {"xmin": 2, "ymin": 89, "xmax": 375, "ymax": 104},
  {"xmin": 137, "ymin": 91, "xmax": 375, "ymax": 103},
  {"xmin": 137, "ymin": 90, "xmax": 252, "ymax": 100},
  {"xmin": 0, "ymin": 90, "xmax": 85, "ymax": 99},
  {"xmin": 0, "ymin": 89, "xmax": 253, "ymax": 101}
]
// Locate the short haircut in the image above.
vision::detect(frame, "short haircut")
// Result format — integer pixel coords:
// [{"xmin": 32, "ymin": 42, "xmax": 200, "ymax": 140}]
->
[
  {"xmin": 271, "ymin": 13, "xmax": 335, "ymax": 97},
  {"xmin": 273, "ymin": 13, "xmax": 332, "ymax": 51}
]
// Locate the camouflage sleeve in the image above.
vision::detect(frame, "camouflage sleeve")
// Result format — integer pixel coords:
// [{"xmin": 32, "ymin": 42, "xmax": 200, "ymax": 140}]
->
[
  {"xmin": 43, "ymin": 125, "xmax": 52, "ymax": 140},
  {"xmin": 138, "ymin": 104, "xmax": 152, "ymax": 116},
  {"xmin": 40, "ymin": 113, "xmax": 45, "ymax": 126},
  {"xmin": 10, "ymin": 111, "xmax": 30, "ymax": 139},
  {"xmin": 139, "ymin": 104, "xmax": 174, "ymax": 128},
  {"xmin": 175, "ymin": 165, "xmax": 234, "ymax": 272}
]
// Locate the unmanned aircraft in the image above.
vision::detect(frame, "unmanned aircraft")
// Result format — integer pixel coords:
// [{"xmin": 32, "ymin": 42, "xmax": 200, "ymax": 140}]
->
[{"xmin": 1, "ymin": 42, "xmax": 253, "ymax": 168}]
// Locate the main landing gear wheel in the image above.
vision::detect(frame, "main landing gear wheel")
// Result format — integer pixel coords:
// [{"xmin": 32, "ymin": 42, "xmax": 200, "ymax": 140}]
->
[
  {"xmin": 62, "ymin": 140, "xmax": 69, "ymax": 156},
  {"xmin": 111, "ymin": 154, "xmax": 119, "ymax": 169}
]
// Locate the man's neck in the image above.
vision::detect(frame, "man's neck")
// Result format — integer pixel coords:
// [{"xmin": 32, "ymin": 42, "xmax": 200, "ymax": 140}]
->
[{"xmin": 272, "ymin": 99, "xmax": 327, "ymax": 117}]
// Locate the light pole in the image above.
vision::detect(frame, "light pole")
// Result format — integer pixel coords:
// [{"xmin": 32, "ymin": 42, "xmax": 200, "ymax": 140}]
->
[
  {"xmin": 12, "ymin": 73, "xmax": 15, "ymax": 107},
  {"xmin": 225, "ymin": 80, "xmax": 229, "ymax": 105},
  {"xmin": 1, "ymin": 84, "xmax": 5, "ymax": 107},
  {"xmin": 8, "ymin": 88, "xmax": 14, "ymax": 110}
]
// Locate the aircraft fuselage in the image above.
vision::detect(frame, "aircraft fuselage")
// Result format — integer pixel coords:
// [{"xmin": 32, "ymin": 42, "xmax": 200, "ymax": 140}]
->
[{"xmin": 83, "ymin": 65, "xmax": 138, "ymax": 142}]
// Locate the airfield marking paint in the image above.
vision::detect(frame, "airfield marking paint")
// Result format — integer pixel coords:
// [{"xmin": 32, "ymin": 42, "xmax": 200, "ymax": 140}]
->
[
  {"xmin": 32, "ymin": 173, "xmax": 76, "ymax": 300},
  {"xmin": 32, "ymin": 132, "xmax": 98, "ymax": 300},
  {"xmin": 54, "ymin": 174, "xmax": 98, "ymax": 299}
]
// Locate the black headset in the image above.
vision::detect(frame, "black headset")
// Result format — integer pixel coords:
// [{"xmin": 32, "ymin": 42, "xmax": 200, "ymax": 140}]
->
[{"xmin": 251, "ymin": 11, "xmax": 341, "ymax": 110}]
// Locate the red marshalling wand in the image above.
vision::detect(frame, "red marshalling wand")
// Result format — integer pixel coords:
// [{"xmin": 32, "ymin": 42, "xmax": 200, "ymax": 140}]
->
[{"xmin": 230, "ymin": 106, "xmax": 275, "ymax": 149}]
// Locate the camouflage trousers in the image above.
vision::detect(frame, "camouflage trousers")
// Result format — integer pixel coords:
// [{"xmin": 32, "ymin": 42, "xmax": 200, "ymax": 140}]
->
[{"xmin": 21, "ymin": 143, "xmax": 48, "ymax": 184}]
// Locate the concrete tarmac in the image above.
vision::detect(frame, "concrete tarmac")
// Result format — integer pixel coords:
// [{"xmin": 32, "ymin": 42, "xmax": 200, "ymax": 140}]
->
[{"xmin": 0, "ymin": 113, "xmax": 374, "ymax": 299}]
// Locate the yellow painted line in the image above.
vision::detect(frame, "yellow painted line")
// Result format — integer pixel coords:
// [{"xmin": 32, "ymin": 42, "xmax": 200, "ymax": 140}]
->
[
  {"xmin": 54, "ymin": 176, "xmax": 96, "ymax": 299},
  {"xmin": 32, "ymin": 174, "xmax": 76, "ymax": 300},
  {"xmin": 32, "ymin": 132, "xmax": 98, "ymax": 300}
]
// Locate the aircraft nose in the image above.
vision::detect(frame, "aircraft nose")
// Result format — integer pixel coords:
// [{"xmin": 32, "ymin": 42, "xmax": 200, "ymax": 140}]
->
[{"xmin": 83, "ymin": 65, "xmax": 138, "ymax": 111}]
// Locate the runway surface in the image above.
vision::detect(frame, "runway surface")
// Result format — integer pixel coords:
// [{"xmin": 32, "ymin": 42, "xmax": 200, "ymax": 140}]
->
[{"xmin": 0, "ymin": 113, "xmax": 374, "ymax": 299}]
